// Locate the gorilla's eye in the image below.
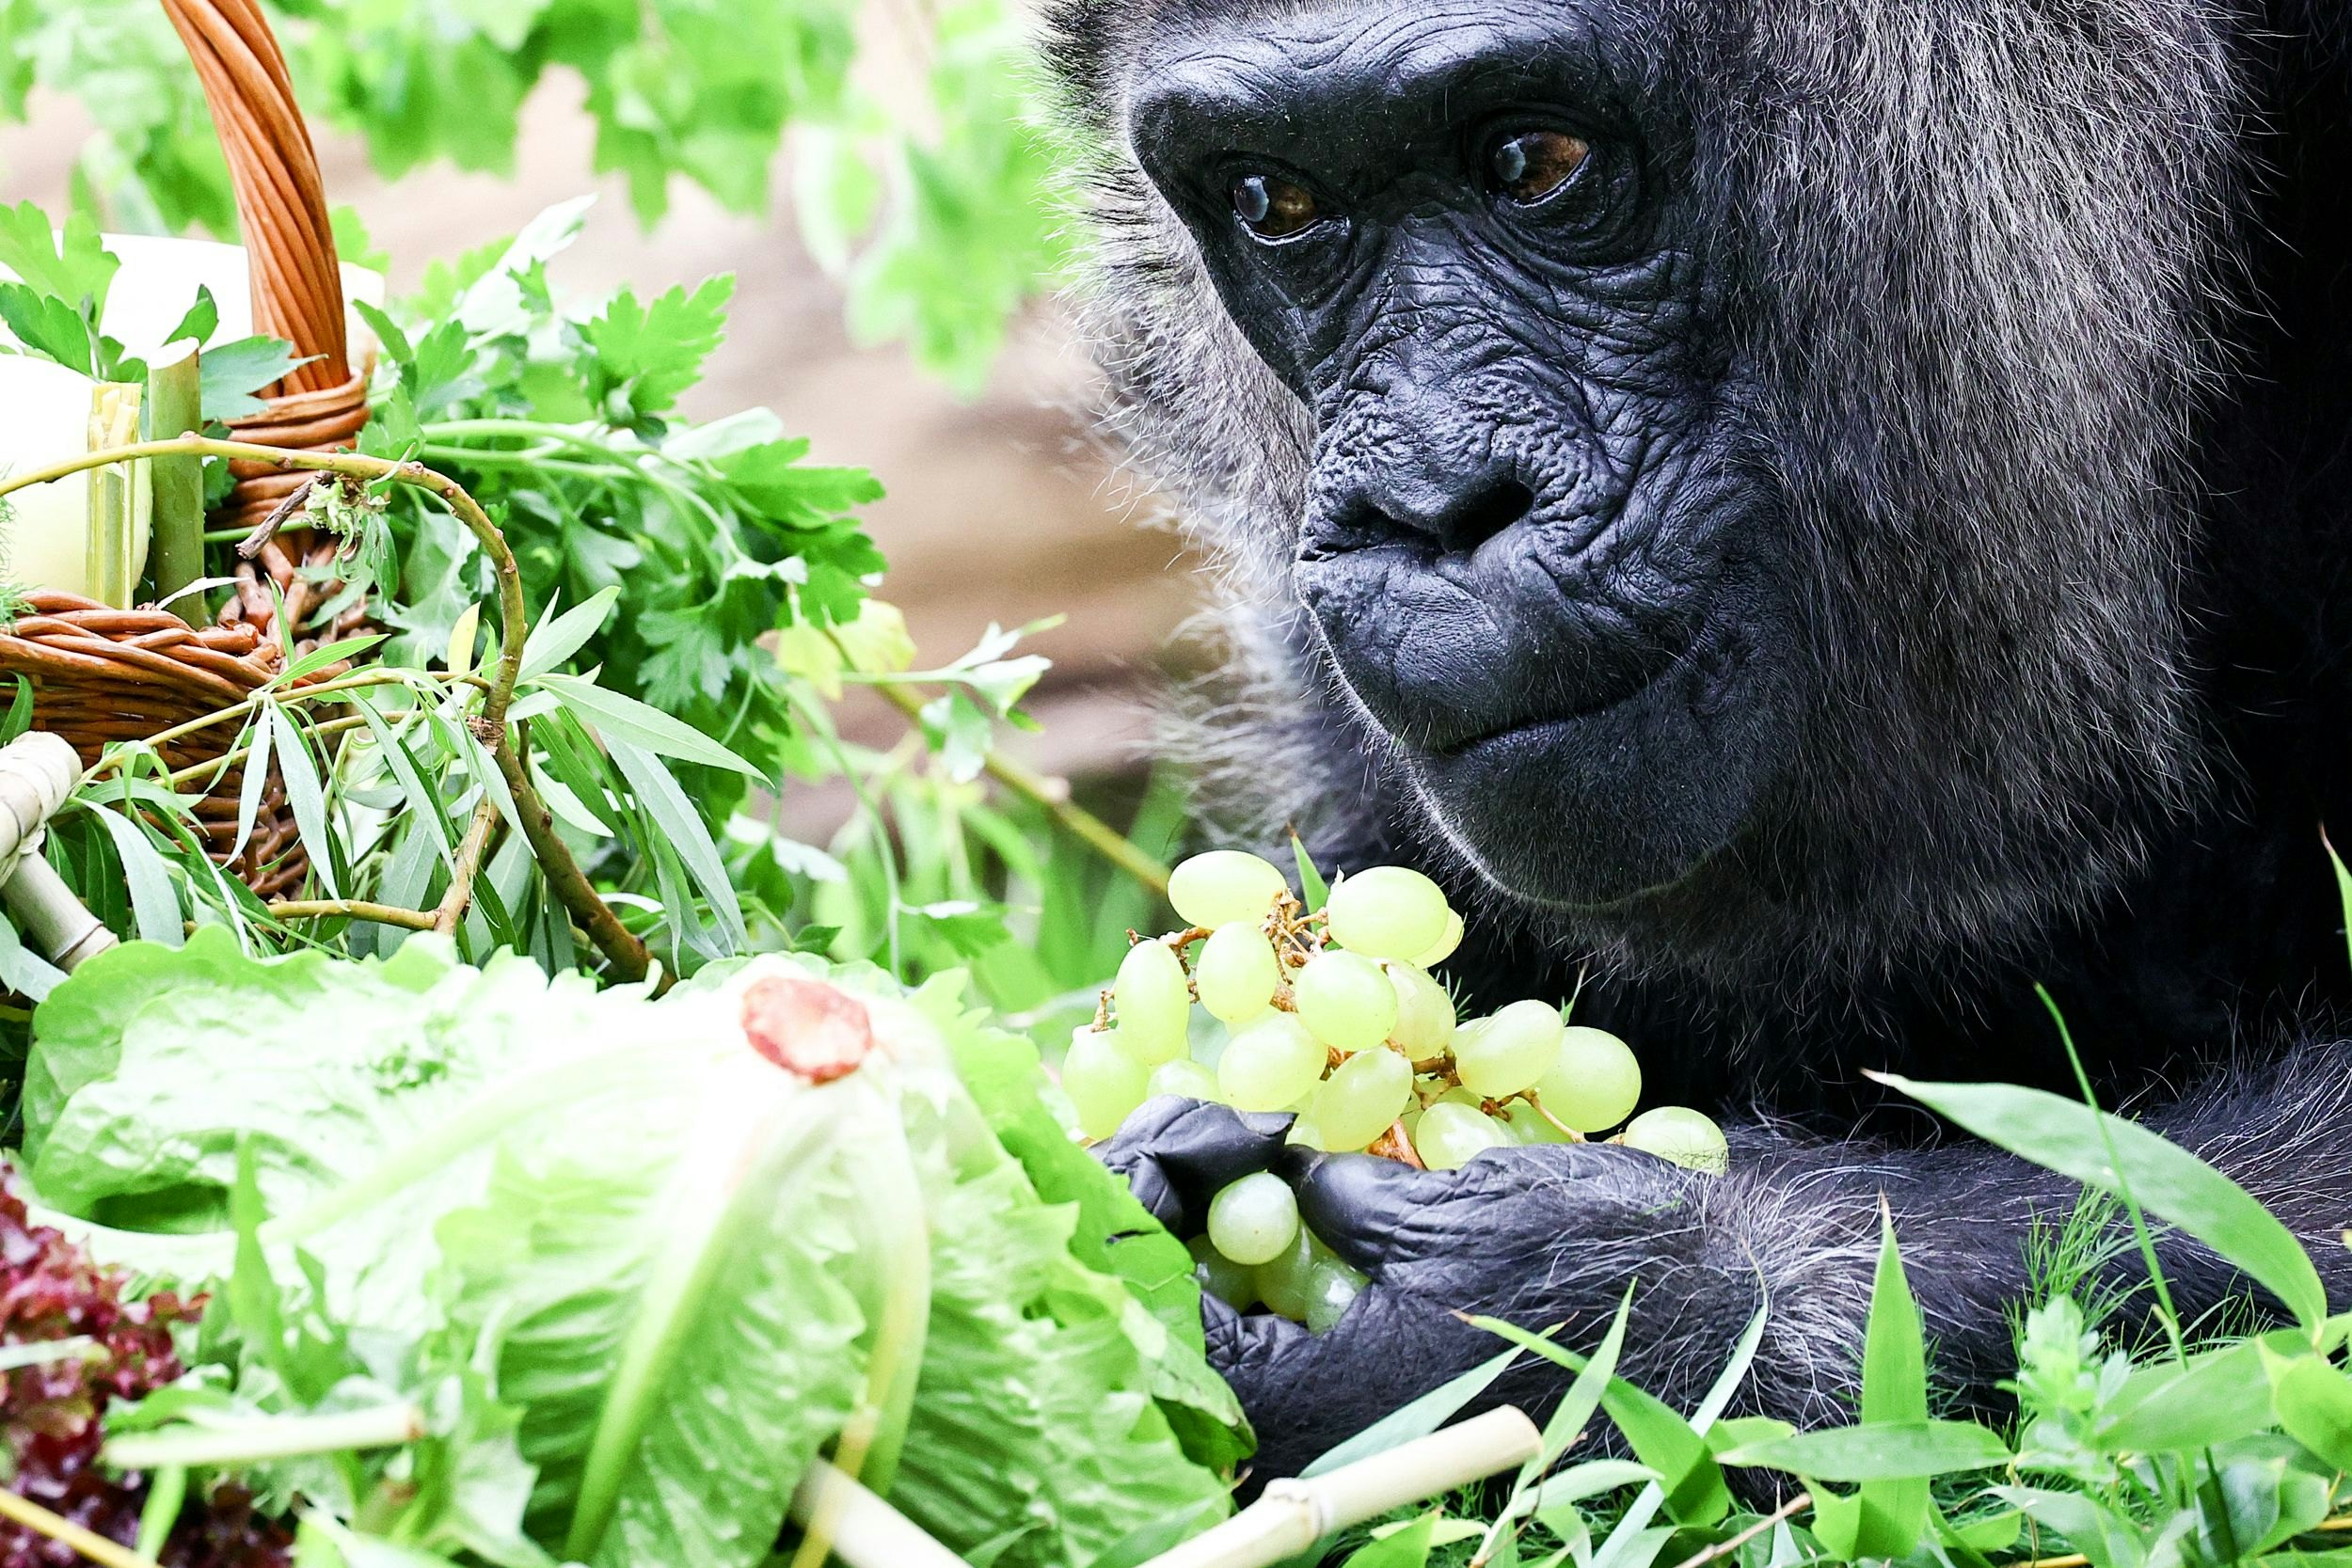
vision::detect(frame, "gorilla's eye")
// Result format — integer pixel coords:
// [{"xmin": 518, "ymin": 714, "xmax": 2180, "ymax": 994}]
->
[
  {"xmin": 1230, "ymin": 173, "xmax": 1321, "ymax": 240},
  {"xmin": 1488, "ymin": 129, "xmax": 1591, "ymax": 206}
]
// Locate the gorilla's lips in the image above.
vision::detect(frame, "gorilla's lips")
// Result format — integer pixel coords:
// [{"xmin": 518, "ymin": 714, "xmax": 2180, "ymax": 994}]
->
[{"xmin": 1299, "ymin": 544, "xmax": 1795, "ymax": 907}]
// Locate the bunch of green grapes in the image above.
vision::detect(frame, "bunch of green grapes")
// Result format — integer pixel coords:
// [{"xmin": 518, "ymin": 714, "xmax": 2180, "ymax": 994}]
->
[{"xmin": 1062, "ymin": 849, "xmax": 1732, "ymax": 1329}]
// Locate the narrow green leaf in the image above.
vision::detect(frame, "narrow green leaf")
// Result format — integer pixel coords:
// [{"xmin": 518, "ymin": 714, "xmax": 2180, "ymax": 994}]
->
[
  {"xmin": 272, "ymin": 710, "xmax": 339, "ymax": 896},
  {"xmin": 1850, "ymin": 1205, "xmax": 1930, "ymax": 1559},
  {"xmin": 1339, "ymin": 1513, "xmax": 1436, "ymax": 1568},
  {"xmin": 80, "ymin": 804, "xmax": 183, "ymax": 947},
  {"xmin": 2263, "ymin": 1343, "xmax": 2352, "ymax": 1472},
  {"xmin": 1472, "ymin": 1315, "xmax": 1732, "ymax": 1527},
  {"xmin": 352, "ymin": 704, "xmax": 454, "ymax": 869},
  {"xmin": 1299, "ymin": 1343, "xmax": 1527, "ymax": 1479},
  {"xmin": 1478, "ymin": 1289, "xmax": 1637, "ymax": 1565},
  {"xmin": 232, "ymin": 705, "xmax": 273, "ymax": 859},
  {"xmin": 519, "ymin": 586, "xmax": 621, "ymax": 682},
  {"xmin": 279, "ymin": 633, "xmax": 386, "ymax": 686},
  {"xmin": 1717, "ymin": 1419, "xmax": 2010, "ymax": 1480},
  {"xmin": 1878, "ymin": 1072, "xmax": 2328, "ymax": 1331},
  {"xmin": 0, "ymin": 907, "xmax": 67, "ymax": 1000},
  {"xmin": 2100, "ymin": 1332, "xmax": 2304, "ymax": 1452},
  {"xmin": 541, "ymin": 673, "xmax": 761, "ymax": 777},
  {"xmin": 1292, "ymin": 833, "xmax": 1329, "ymax": 913},
  {"xmin": 605, "ymin": 738, "xmax": 744, "ymax": 948},
  {"xmin": 1589, "ymin": 1301, "xmax": 1766, "ymax": 1568},
  {"xmin": 2327, "ymin": 832, "xmax": 2352, "ymax": 982},
  {"xmin": 1937, "ymin": 1504, "xmax": 2024, "ymax": 1556}
]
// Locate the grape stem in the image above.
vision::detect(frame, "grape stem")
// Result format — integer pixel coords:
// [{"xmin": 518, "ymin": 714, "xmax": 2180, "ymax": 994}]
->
[
  {"xmin": 1523, "ymin": 1091, "xmax": 1587, "ymax": 1141},
  {"xmin": 1368, "ymin": 1119, "xmax": 1425, "ymax": 1168}
]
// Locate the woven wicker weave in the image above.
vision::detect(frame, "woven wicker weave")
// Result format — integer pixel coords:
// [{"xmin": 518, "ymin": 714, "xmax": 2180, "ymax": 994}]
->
[{"xmin": 0, "ymin": 0, "xmax": 366, "ymax": 897}]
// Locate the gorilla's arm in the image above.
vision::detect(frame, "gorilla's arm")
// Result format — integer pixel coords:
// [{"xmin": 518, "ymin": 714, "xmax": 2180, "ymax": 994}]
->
[{"xmin": 1108, "ymin": 1049, "xmax": 2352, "ymax": 1483}]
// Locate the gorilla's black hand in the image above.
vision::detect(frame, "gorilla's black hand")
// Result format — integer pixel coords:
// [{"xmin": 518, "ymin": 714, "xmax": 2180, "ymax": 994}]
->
[
  {"xmin": 1104, "ymin": 1100, "xmax": 1739, "ymax": 1482},
  {"xmin": 1097, "ymin": 1095, "xmax": 1295, "ymax": 1235},
  {"xmin": 1109, "ymin": 1073, "xmax": 2352, "ymax": 1489}
]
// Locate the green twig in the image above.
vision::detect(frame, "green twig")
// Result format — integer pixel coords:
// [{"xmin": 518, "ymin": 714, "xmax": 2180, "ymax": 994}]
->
[
  {"xmin": 434, "ymin": 796, "xmax": 502, "ymax": 937},
  {"xmin": 869, "ymin": 680, "xmax": 1171, "ymax": 896},
  {"xmin": 493, "ymin": 724, "xmax": 655, "ymax": 987},
  {"xmin": 265, "ymin": 899, "xmax": 440, "ymax": 931}
]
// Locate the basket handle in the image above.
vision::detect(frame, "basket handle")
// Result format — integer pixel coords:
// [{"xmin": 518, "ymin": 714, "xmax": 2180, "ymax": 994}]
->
[{"xmin": 159, "ymin": 0, "xmax": 350, "ymax": 396}]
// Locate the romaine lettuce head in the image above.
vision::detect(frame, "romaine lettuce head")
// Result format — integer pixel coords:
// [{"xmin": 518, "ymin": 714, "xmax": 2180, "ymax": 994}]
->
[{"xmin": 20, "ymin": 930, "xmax": 1239, "ymax": 1568}]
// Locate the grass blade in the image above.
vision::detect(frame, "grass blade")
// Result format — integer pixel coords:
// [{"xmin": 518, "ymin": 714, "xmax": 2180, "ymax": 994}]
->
[
  {"xmin": 1299, "ymin": 1344, "xmax": 1527, "ymax": 1479},
  {"xmin": 1875, "ymin": 1071, "xmax": 2327, "ymax": 1332},
  {"xmin": 1717, "ymin": 1419, "xmax": 2010, "ymax": 1481}
]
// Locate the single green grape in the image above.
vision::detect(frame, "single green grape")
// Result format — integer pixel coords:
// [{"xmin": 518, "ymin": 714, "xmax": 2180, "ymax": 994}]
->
[
  {"xmin": 1532, "ymin": 1025, "xmax": 1643, "ymax": 1133},
  {"xmin": 1254, "ymin": 1227, "xmax": 1325, "ymax": 1320},
  {"xmin": 1412, "ymin": 1100, "xmax": 1513, "ymax": 1170},
  {"xmin": 1311, "ymin": 1046, "xmax": 1413, "ymax": 1152},
  {"xmin": 1386, "ymin": 960, "xmax": 1457, "ymax": 1065},
  {"xmin": 1499, "ymin": 1099, "xmax": 1576, "ymax": 1145},
  {"xmin": 1148, "ymin": 1056, "xmax": 1221, "ymax": 1102},
  {"xmin": 1196, "ymin": 922, "xmax": 1280, "ymax": 1022},
  {"xmin": 1325, "ymin": 864, "xmax": 1453, "ymax": 959},
  {"xmin": 1207, "ymin": 1172, "xmax": 1299, "ymax": 1266},
  {"xmin": 1305, "ymin": 1257, "xmax": 1369, "ymax": 1333},
  {"xmin": 1411, "ymin": 909, "xmax": 1466, "ymax": 968},
  {"xmin": 1292, "ymin": 950, "xmax": 1400, "ymax": 1053},
  {"xmin": 1188, "ymin": 1234, "xmax": 1257, "ymax": 1308},
  {"xmin": 1169, "ymin": 850, "xmax": 1290, "ymax": 928},
  {"xmin": 1216, "ymin": 1012, "xmax": 1327, "ymax": 1112},
  {"xmin": 1113, "ymin": 939, "xmax": 1192, "ymax": 1066},
  {"xmin": 1454, "ymin": 998, "xmax": 1566, "ymax": 1098},
  {"xmin": 1063, "ymin": 1026, "xmax": 1151, "ymax": 1140},
  {"xmin": 1620, "ymin": 1106, "xmax": 1729, "ymax": 1174}
]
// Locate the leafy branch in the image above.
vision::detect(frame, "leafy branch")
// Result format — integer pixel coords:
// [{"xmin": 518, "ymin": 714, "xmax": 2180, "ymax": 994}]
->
[{"xmin": 0, "ymin": 436, "xmax": 652, "ymax": 983}]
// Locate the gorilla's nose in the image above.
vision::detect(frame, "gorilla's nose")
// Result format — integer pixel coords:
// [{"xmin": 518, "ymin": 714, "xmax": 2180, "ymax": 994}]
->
[{"xmin": 1311, "ymin": 456, "xmax": 1535, "ymax": 561}]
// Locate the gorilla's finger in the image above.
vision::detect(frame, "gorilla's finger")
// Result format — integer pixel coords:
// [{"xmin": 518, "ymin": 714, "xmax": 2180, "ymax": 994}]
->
[
  {"xmin": 1096, "ymin": 1098, "xmax": 1294, "ymax": 1235},
  {"xmin": 1200, "ymin": 1291, "xmax": 1311, "ymax": 1392},
  {"xmin": 1279, "ymin": 1147, "xmax": 1461, "ymax": 1276}
]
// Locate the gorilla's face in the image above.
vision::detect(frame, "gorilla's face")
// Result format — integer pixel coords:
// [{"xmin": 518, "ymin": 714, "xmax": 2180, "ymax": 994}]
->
[
  {"xmin": 1102, "ymin": 0, "xmax": 2220, "ymax": 981},
  {"xmin": 1130, "ymin": 5, "xmax": 1796, "ymax": 907}
]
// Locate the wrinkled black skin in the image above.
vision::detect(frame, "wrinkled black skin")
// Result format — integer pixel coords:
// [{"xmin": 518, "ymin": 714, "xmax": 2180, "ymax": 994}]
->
[{"xmin": 1066, "ymin": 0, "xmax": 2352, "ymax": 1488}]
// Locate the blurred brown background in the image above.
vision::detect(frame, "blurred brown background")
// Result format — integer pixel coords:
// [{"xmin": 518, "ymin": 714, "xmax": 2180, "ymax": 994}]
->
[{"xmin": 0, "ymin": 67, "xmax": 1211, "ymax": 823}]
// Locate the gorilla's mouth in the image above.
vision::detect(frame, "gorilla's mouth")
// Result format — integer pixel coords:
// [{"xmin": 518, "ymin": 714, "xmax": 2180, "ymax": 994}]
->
[
  {"xmin": 1418, "ymin": 626, "xmax": 1698, "ymax": 762},
  {"xmin": 1358, "ymin": 593, "xmax": 1797, "ymax": 909}
]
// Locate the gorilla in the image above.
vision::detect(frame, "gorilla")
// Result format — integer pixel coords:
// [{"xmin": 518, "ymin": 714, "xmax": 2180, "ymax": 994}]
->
[{"xmin": 1045, "ymin": 0, "xmax": 2352, "ymax": 1483}]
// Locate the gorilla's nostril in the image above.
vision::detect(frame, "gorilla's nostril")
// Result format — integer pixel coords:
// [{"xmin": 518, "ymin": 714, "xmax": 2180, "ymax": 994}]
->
[
  {"xmin": 1433, "ymin": 479, "xmax": 1535, "ymax": 555},
  {"xmin": 1319, "ymin": 478, "xmax": 1536, "ymax": 561}
]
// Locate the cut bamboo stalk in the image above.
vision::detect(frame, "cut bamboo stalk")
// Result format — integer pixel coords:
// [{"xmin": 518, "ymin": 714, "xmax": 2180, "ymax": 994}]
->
[
  {"xmin": 788, "ymin": 1458, "xmax": 970, "ymax": 1568},
  {"xmin": 85, "ymin": 384, "xmax": 146, "ymax": 610},
  {"xmin": 0, "ymin": 731, "xmax": 115, "ymax": 971},
  {"xmin": 1138, "ymin": 1406, "xmax": 1544, "ymax": 1568}
]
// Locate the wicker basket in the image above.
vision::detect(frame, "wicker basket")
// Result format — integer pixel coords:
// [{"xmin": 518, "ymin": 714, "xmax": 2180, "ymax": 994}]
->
[{"xmin": 0, "ymin": 0, "xmax": 366, "ymax": 899}]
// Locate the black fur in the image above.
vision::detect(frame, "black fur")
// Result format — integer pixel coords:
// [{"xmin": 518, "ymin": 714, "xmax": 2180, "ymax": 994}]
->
[{"xmin": 1052, "ymin": 0, "xmax": 2352, "ymax": 1469}]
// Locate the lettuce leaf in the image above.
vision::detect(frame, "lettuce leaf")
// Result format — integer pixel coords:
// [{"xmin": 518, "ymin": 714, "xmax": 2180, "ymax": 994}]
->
[{"xmin": 19, "ymin": 934, "xmax": 1236, "ymax": 1568}]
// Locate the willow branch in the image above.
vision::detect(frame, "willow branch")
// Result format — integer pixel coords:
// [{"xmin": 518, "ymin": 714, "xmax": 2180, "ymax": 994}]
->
[
  {"xmin": 491, "ymin": 727, "xmax": 654, "ymax": 986},
  {"xmin": 167, "ymin": 714, "xmax": 372, "ymax": 790},
  {"xmin": 870, "ymin": 681, "xmax": 1172, "ymax": 896},
  {"xmin": 83, "ymin": 672, "xmax": 411, "ymax": 786},
  {"xmin": 1, "ymin": 438, "xmax": 659, "ymax": 958},
  {"xmin": 433, "ymin": 795, "xmax": 502, "ymax": 936},
  {"xmin": 265, "ymin": 899, "xmax": 439, "ymax": 932}
]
